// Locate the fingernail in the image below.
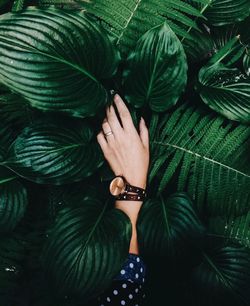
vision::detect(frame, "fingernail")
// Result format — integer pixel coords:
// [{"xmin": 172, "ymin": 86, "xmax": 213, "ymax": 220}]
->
[{"xmin": 114, "ymin": 94, "xmax": 119, "ymax": 100}]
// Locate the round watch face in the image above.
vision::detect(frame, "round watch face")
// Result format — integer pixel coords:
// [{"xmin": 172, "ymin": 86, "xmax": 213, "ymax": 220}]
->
[{"xmin": 109, "ymin": 176, "xmax": 126, "ymax": 196}]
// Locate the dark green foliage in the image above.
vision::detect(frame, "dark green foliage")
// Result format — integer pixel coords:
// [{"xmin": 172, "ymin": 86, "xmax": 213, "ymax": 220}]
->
[
  {"xmin": 5, "ymin": 119, "xmax": 104, "ymax": 184},
  {"xmin": 123, "ymin": 22, "xmax": 188, "ymax": 112},
  {"xmin": 197, "ymin": 62, "xmax": 250, "ymax": 123},
  {"xmin": 0, "ymin": 1, "xmax": 249, "ymax": 306},
  {"xmin": 137, "ymin": 192, "xmax": 205, "ymax": 258},
  {"xmin": 42, "ymin": 197, "xmax": 132, "ymax": 301},
  {"xmin": 0, "ymin": 7, "xmax": 120, "ymax": 118},
  {"xmin": 149, "ymin": 104, "xmax": 250, "ymax": 216},
  {"xmin": 190, "ymin": 241, "xmax": 250, "ymax": 306},
  {"xmin": 81, "ymin": 0, "xmax": 209, "ymax": 56}
]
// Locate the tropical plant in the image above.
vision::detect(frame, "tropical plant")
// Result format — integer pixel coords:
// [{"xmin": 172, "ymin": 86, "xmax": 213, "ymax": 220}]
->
[{"xmin": 0, "ymin": 0, "xmax": 249, "ymax": 306}]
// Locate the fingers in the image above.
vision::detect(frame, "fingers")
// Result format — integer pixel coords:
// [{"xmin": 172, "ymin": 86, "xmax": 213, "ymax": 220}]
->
[
  {"xmin": 102, "ymin": 119, "xmax": 115, "ymax": 145},
  {"xmin": 96, "ymin": 131, "xmax": 108, "ymax": 153},
  {"xmin": 139, "ymin": 117, "xmax": 149, "ymax": 150},
  {"xmin": 106, "ymin": 104, "xmax": 123, "ymax": 134},
  {"xmin": 113, "ymin": 94, "xmax": 134, "ymax": 130}
]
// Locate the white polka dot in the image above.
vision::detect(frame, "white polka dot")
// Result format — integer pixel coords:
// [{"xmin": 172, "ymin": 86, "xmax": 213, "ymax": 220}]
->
[
  {"xmin": 140, "ymin": 267, "xmax": 143, "ymax": 273},
  {"xmin": 129, "ymin": 294, "xmax": 133, "ymax": 299},
  {"xmin": 136, "ymin": 257, "xmax": 140, "ymax": 262},
  {"xmin": 129, "ymin": 263, "xmax": 134, "ymax": 268},
  {"xmin": 135, "ymin": 273, "xmax": 139, "ymax": 278},
  {"xmin": 107, "ymin": 297, "xmax": 111, "ymax": 302},
  {"xmin": 113, "ymin": 290, "xmax": 118, "ymax": 295},
  {"xmin": 135, "ymin": 305, "xmax": 139, "ymax": 306},
  {"xmin": 100, "ymin": 304, "xmax": 104, "ymax": 306},
  {"xmin": 120, "ymin": 269, "xmax": 125, "ymax": 275},
  {"xmin": 121, "ymin": 300, "xmax": 126, "ymax": 305},
  {"xmin": 143, "ymin": 294, "xmax": 146, "ymax": 298},
  {"xmin": 135, "ymin": 288, "xmax": 139, "ymax": 293},
  {"xmin": 143, "ymin": 277, "xmax": 145, "ymax": 283},
  {"xmin": 122, "ymin": 283, "xmax": 127, "ymax": 288}
]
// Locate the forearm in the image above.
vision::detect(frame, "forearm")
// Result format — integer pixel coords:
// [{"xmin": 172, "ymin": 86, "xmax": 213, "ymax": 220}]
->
[{"xmin": 115, "ymin": 200, "xmax": 143, "ymax": 255}]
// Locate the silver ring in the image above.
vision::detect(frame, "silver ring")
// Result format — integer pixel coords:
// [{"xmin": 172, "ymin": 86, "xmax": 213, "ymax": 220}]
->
[{"xmin": 104, "ymin": 131, "xmax": 113, "ymax": 137}]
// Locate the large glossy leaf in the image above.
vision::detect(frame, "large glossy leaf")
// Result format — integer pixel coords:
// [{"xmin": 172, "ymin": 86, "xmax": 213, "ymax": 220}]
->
[
  {"xmin": 137, "ymin": 193, "xmax": 205, "ymax": 258},
  {"xmin": 42, "ymin": 198, "xmax": 132, "ymax": 301},
  {"xmin": 0, "ymin": 7, "xmax": 119, "ymax": 118},
  {"xmin": 123, "ymin": 22, "xmax": 188, "ymax": 112},
  {"xmin": 5, "ymin": 119, "xmax": 104, "ymax": 184},
  {"xmin": 191, "ymin": 241, "xmax": 250, "ymax": 306},
  {"xmin": 197, "ymin": 63, "xmax": 250, "ymax": 123},
  {"xmin": 205, "ymin": 0, "xmax": 250, "ymax": 26}
]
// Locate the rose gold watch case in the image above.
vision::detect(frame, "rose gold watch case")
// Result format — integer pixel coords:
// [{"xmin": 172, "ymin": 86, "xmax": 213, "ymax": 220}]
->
[{"xmin": 109, "ymin": 176, "xmax": 126, "ymax": 196}]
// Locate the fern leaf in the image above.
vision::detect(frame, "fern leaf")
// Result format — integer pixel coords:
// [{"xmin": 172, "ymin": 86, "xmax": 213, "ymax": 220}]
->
[
  {"xmin": 80, "ymin": 0, "xmax": 208, "ymax": 56},
  {"xmin": 150, "ymin": 104, "xmax": 250, "ymax": 217},
  {"xmin": 12, "ymin": 0, "xmax": 25, "ymax": 11}
]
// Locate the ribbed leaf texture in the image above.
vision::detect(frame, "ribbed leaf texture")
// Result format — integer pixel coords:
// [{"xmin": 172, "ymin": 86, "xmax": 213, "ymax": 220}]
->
[
  {"xmin": 81, "ymin": 0, "xmax": 208, "ymax": 56},
  {"xmin": 197, "ymin": 63, "xmax": 250, "ymax": 123},
  {"xmin": 123, "ymin": 22, "xmax": 187, "ymax": 112},
  {"xmin": 0, "ymin": 171, "xmax": 28, "ymax": 232},
  {"xmin": 191, "ymin": 240, "xmax": 250, "ymax": 306},
  {"xmin": 42, "ymin": 198, "xmax": 132, "ymax": 301},
  {"xmin": 0, "ymin": 7, "xmax": 119, "ymax": 118},
  {"xmin": 149, "ymin": 104, "xmax": 250, "ymax": 217},
  {"xmin": 4, "ymin": 119, "xmax": 103, "ymax": 184},
  {"xmin": 137, "ymin": 192, "xmax": 205, "ymax": 258},
  {"xmin": 205, "ymin": 0, "xmax": 250, "ymax": 26}
]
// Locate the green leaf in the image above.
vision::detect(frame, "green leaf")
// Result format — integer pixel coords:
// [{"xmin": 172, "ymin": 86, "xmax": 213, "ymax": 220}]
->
[
  {"xmin": 42, "ymin": 198, "xmax": 132, "ymax": 301},
  {"xmin": 209, "ymin": 212, "xmax": 250, "ymax": 249},
  {"xmin": 191, "ymin": 241, "xmax": 250, "ymax": 306},
  {"xmin": 11, "ymin": 0, "xmax": 25, "ymax": 12},
  {"xmin": 149, "ymin": 104, "xmax": 250, "ymax": 217},
  {"xmin": 183, "ymin": 28, "xmax": 215, "ymax": 63},
  {"xmin": 197, "ymin": 62, "xmax": 250, "ymax": 123},
  {"xmin": 137, "ymin": 192, "xmax": 205, "ymax": 258},
  {"xmin": 207, "ymin": 36, "xmax": 244, "ymax": 67},
  {"xmin": 0, "ymin": 145, "xmax": 28, "ymax": 232},
  {"xmin": 204, "ymin": 0, "xmax": 250, "ymax": 26},
  {"xmin": 0, "ymin": 7, "xmax": 120, "ymax": 118},
  {"xmin": 5, "ymin": 119, "xmax": 104, "ymax": 184},
  {"xmin": 0, "ymin": 93, "xmax": 34, "ymax": 130},
  {"xmin": 243, "ymin": 51, "xmax": 250, "ymax": 76},
  {"xmin": 81, "ymin": 0, "xmax": 208, "ymax": 56},
  {"xmin": 123, "ymin": 22, "xmax": 187, "ymax": 112}
]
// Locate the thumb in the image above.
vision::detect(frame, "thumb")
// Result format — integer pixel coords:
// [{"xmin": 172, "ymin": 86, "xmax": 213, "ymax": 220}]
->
[{"xmin": 139, "ymin": 117, "xmax": 149, "ymax": 149}]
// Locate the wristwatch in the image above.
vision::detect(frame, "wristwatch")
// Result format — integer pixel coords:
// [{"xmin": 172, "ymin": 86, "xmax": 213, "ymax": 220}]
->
[{"xmin": 109, "ymin": 175, "xmax": 146, "ymax": 201}]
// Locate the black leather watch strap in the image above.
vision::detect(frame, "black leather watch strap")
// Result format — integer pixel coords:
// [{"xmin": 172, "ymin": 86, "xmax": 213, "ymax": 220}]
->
[
  {"xmin": 116, "ymin": 192, "xmax": 146, "ymax": 201},
  {"xmin": 125, "ymin": 184, "xmax": 146, "ymax": 196}
]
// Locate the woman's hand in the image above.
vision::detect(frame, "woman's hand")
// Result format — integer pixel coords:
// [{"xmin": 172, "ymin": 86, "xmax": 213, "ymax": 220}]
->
[{"xmin": 97, "ymin": 94, "xmax": 150, "ymax": 189}]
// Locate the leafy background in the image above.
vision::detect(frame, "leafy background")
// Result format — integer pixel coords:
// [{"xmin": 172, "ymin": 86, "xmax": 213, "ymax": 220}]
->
[{"xmin": 0, "ymin": 0, "xmax": 250, "ymax": 305}]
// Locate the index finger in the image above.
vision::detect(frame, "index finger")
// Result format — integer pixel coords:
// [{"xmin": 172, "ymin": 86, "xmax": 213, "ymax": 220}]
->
[{"xmin": 113, "ymin": 94, "xmax": 134, "ymax": 130}]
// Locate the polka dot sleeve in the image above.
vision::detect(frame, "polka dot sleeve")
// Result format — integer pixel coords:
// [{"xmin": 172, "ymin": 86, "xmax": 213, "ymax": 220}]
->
[{"xmin": 97, "ymin": 254, "xmax": 146, "ymax": 306}]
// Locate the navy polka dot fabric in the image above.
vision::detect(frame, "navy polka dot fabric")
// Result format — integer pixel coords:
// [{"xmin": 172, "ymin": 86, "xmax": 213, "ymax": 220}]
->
[{"xmin": 97, "ymin": 254, "xmax": 146, "ymax": 305}]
